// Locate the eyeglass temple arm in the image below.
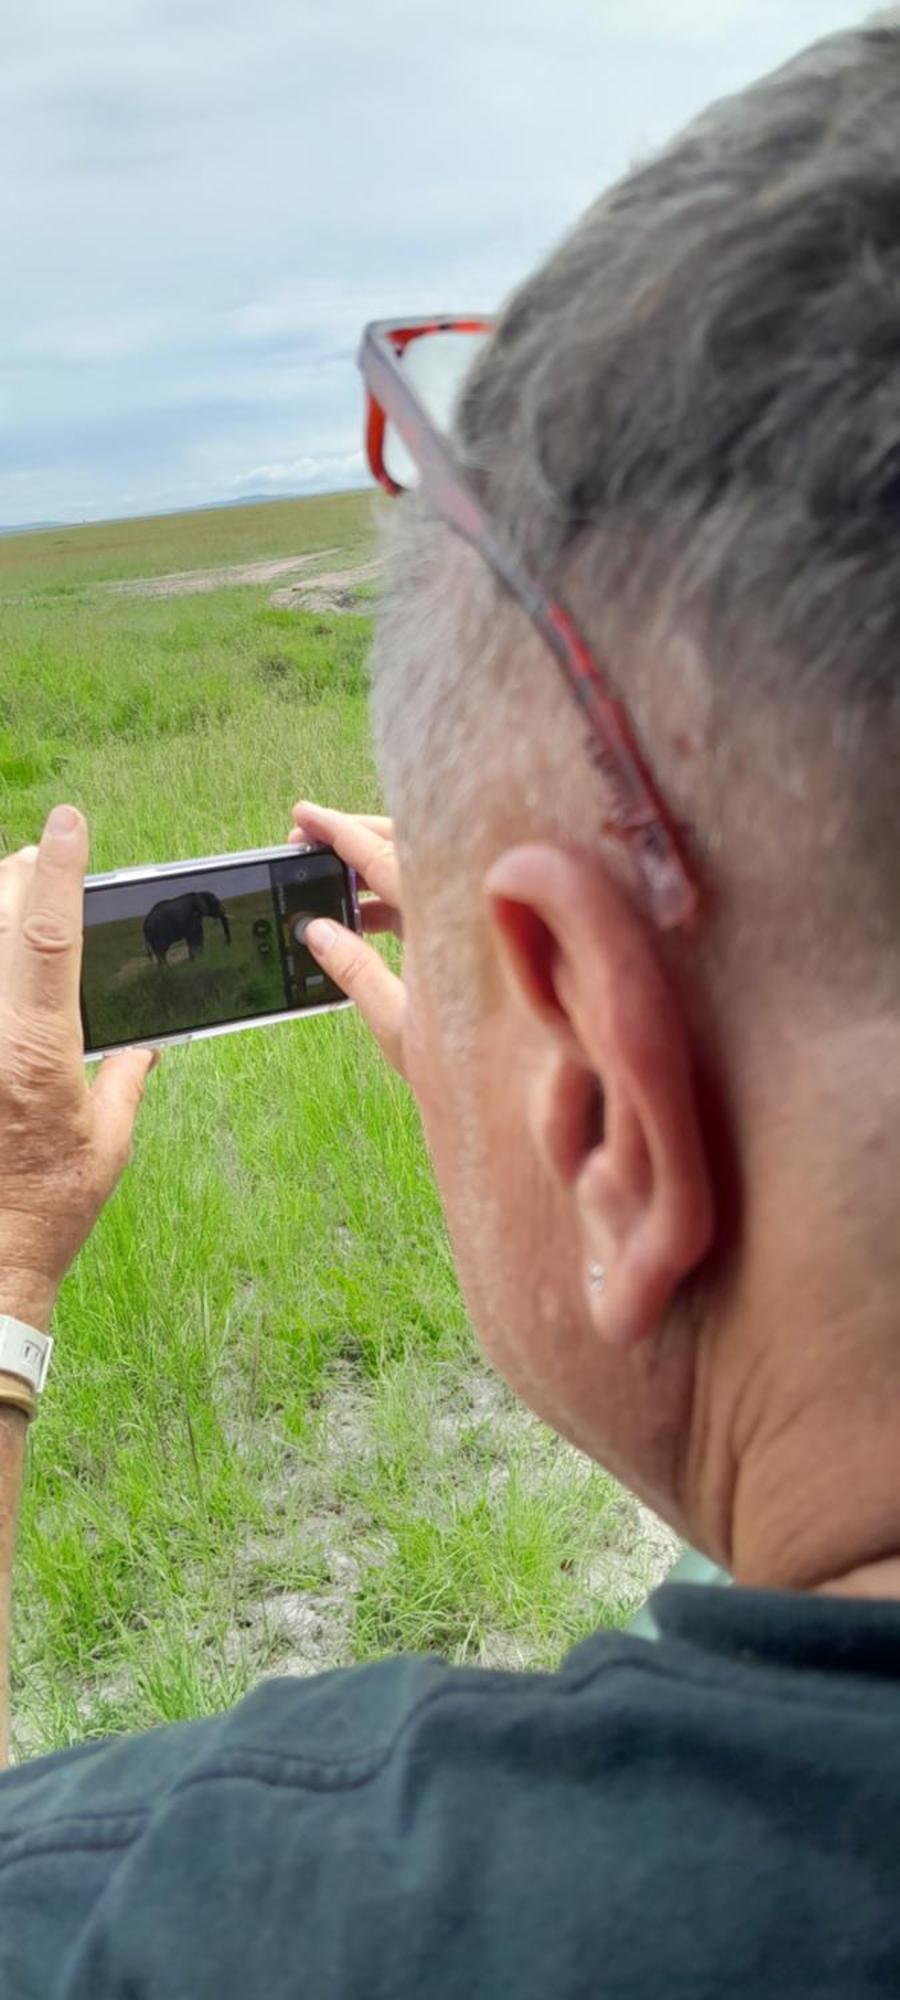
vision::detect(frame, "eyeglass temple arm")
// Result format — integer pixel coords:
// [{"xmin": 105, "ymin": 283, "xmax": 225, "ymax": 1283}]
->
[{"xmin": 359, "ymin": 327, "xmax": 698, "ymax": 930}]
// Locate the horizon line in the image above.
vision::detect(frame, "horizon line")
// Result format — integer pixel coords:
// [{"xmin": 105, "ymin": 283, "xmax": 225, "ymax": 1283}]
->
[{"xmin": 0, "ymin": 484, "xmax": 373, "ymax": 541}]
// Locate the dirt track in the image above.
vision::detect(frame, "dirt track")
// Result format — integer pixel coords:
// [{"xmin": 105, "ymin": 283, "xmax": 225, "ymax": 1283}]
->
[
  {"xmin": 269, "ymin": 558, "xmax": 381, "ymax": 613},
  {"xmin": 97, "ymin": 550, "xmax": 380, "ymax": 610}
]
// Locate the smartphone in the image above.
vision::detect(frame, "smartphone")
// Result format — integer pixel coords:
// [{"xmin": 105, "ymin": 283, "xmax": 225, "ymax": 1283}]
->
[{"xmin": 81, "ymin": 842, "xmax": 360, "ymax": 1059}]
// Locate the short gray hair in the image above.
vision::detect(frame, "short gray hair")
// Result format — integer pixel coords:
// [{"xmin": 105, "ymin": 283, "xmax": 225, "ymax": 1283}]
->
[{"xmin": 372, "ymin": 13, "xmax": 900, "ymax": 1000}]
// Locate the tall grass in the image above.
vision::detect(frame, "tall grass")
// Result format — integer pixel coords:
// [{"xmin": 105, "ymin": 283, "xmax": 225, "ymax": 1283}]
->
[{"xmin": 2, "ymin": 498, "xmax": 667, "ymax": 1758}]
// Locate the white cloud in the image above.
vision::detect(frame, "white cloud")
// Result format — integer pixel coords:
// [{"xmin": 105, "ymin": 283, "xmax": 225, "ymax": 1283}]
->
[
  {"xmin": 0, "ymin": 0, "xmax": 868, "ymax": 525},
  {"xmin": 227, "ymin": 451, "xmax": 365, "ymax": 492}
]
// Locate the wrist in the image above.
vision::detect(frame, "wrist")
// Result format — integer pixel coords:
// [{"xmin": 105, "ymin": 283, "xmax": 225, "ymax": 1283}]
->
[{"xmin": 0, "ymin": 1272, "xmax": 57, "ymax": 1334}]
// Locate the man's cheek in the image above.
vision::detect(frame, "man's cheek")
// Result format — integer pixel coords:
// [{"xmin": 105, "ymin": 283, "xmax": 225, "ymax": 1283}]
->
[{"xmin": 400, "ymin": 997, "xmax": 436, "ymax": 1121}]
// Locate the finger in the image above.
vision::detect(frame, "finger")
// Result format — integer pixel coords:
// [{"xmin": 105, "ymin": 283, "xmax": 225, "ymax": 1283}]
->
[
  {"xmin": 13, "ymin": 806, "xmax": 88, "ymax": 1023},
  {"xmin": 289, "ymin": 804, "xmax": 400, "ymax": 907},
  {"xmin": 304, "ymin": 919, "xmax": 405, "ymax": 1065},
  {"xmin": 0, "ymin": 846, "xmax": 39, "ymax": 870},
  {"xmin": 0, "ymin": 848, "xmax": 38, "ymax": 977},
  {"xmin": 361, "ymin": 898, "xmax": 403, "ymax": 939},
  {"xmin": 292, "ymin": 802, "xmax": 393, "ymax": 838},
  {"xmin": 287, "ymin": 821, "xmax": 398, "ymax": 900},
  {"xmin": 90, "ymin": 1046, "xmax": 160, "ymax": 1176},
  {"xmin": 288, "ymin": 828, "xmax": 401, "ymax": 919}
]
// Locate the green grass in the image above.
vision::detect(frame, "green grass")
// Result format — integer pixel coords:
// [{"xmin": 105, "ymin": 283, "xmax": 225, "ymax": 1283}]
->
[
  {"xmin": 0, "ymin": 490, "xmax": 375, "ymax": 593},
  {"xmin": 2, "ymin": 494, "xmax": 668, "ymax": 1759},
  {"xmin": 0, "ymin": 585, "xmax": 372, "ymax": 847}
]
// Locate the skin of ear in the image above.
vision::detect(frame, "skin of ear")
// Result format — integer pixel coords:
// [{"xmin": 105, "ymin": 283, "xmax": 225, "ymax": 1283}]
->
[{"xmin": 485, "ymin": 844, "xmax": 715, "ymax": 1348}]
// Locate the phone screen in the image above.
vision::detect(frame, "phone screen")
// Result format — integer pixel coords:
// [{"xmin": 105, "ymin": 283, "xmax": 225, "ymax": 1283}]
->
[{"xmin": 81, "ymin": 847, "xmax": 356, "ymax": 1056}]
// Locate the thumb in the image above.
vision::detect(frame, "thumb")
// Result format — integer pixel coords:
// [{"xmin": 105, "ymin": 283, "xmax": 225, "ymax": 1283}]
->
[{"xmin": 90, "ymin": 1046, "xmax": 161, "ymax": 1169}]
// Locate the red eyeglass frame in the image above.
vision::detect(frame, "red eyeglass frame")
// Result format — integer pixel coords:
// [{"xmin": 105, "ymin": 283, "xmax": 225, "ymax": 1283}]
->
[{"xmin": 358, "ymin": 315, "xmax": 699, "ymax": 930}]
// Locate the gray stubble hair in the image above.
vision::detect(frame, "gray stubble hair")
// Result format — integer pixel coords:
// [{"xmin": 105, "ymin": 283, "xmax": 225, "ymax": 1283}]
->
[{"xmin": 371, "ymin": 12, "xmax": 900, "ymax": 1003}]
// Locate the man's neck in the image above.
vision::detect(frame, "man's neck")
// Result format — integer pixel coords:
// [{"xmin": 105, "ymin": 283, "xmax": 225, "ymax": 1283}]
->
[
  {"xmin": 728, "ymin": 1379, "xmax": 900, "ymax": 1595},
  {"xmin": 814, "ymin": 1556, "xmax": 900, "ymax": 1602},
  {"xmin": 690, "ymin": 1020, "xmax": 900, "ymax": 1598}
]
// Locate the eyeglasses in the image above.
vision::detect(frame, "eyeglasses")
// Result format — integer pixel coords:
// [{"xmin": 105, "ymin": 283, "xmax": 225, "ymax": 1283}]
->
[{"xmin": 358, "ymin": 315, "xmax": 699, "ymax": 931}]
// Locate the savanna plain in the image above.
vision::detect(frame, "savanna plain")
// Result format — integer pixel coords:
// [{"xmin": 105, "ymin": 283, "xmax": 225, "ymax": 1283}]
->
[{"xmin": 0, "ymin": 493, "xmax": 677, "ymax": 1760}]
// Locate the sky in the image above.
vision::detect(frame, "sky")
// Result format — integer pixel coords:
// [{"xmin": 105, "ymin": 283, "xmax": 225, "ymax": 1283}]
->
[{"xmin": 1, "ymin": 0, "xmax": 870, "ymax": 527}]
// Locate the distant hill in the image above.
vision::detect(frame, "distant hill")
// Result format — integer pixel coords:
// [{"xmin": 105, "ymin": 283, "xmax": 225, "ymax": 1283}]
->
[
  {"xmin": 0, "ymin": 520, "xmax": 65, "ymax": 537},
  {"xmin": 0, "ymin": 488, "xmax": 374, "ymax": 593},
  {"xmin": 211, "ymin": 492, "xmax": 306, "ymax": 509},
  {"xmin": 0, "ymin": 492, "xmax": 321, "ymax": 537}
]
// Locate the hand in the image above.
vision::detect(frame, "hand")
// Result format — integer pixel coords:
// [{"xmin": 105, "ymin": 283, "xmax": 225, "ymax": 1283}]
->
[
  {"xmin": 288, "ymin": 801, "xmax": 407, "ymax": 1078},
  {"xmin": 0, "ymin": 807, "xmax": 159, "ymax": 1328}
]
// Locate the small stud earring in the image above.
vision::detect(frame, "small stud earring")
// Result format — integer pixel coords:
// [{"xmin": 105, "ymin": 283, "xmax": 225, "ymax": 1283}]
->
[{"xmin": 589, "ymin": 1262, "xmax": 605, "ymax": 1295}]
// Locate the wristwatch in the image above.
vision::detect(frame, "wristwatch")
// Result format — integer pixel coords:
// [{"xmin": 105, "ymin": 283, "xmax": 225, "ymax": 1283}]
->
[{"xmin": 0, "ymin": 1316, "xmax": 54, "ymax": 1396}]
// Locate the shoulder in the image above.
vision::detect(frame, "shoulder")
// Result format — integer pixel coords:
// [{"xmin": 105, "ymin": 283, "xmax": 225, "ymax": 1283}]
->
[
  {"xmin": 0, "ymin": 1627, "xmax": 668, "ymax": 1857},
  {"xmin": 0, "ymin": 1634, "xmax": 666, "ymax": 1997}
]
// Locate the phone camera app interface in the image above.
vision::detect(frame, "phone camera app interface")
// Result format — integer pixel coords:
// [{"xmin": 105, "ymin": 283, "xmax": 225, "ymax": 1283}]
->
[
  {"xmin": 270, "ymin": 852, "xmax": 349, "ymax": 1011},
  {"xmin": 81, "ymin": 850, "xmax": 351, "ymax": 1053}
]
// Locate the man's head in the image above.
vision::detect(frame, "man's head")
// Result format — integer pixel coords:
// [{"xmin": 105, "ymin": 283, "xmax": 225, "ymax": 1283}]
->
[{"xmin": 370, "ymin": 14, "xmax": 900, "ymax": 1586}]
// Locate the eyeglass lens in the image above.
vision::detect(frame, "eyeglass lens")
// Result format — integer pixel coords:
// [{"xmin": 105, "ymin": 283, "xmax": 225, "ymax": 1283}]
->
[{"xmin": 381, "ymin": 327, "xmax": 492, "ymax": 489}]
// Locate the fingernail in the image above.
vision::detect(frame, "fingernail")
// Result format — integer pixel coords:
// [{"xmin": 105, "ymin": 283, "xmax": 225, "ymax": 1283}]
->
[
  {"xmin": 305, "ymin": 918, "xmax": 337, "ymax": 959},
  {"xmin": 46, "ymin": 804, "xmax": 79, "ymax": 837}
]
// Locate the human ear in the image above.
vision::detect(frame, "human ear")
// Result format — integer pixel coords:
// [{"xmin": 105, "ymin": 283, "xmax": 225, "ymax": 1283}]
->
[{"xmin": 485, "ymin": 844, "xmax": 714, "ymax": 1347}]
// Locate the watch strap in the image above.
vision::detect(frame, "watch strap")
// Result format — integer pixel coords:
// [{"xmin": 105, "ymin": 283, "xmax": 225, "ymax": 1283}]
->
[
  {"xmin": 0, "ymin": 1316, "xmax": 53, "ymax": 1394},
  {"xmin": 0, "ymin": 1374, "xmax": 37, "ymax": 1422}
]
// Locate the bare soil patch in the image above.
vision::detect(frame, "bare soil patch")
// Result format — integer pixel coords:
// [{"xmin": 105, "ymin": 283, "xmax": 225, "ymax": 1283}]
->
[
  {"xmin": 98, "ymin": 551, "xmax": 340, "ymax": 600},
  {"xmin": 230, "ymin": 1364, "xmax": 681, "ymax": 1687},
  {"xmin": 269, "ymin": 559, "xmax": 382, "ymax": 613}
]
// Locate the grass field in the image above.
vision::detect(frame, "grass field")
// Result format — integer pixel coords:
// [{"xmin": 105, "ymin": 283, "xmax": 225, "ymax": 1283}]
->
[
  {"xmin": 2, "ymin": 494, "xmax": 676, "ymax": 1760},
  {"xmin": 0, "ymin": 491, "xmax": 375, "ymax": 593}
]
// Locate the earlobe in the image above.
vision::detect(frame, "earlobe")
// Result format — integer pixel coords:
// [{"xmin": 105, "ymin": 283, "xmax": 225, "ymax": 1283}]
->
[{"xmin": 487, "ymin": 842, "xmax": 714, "ymax": 1350}]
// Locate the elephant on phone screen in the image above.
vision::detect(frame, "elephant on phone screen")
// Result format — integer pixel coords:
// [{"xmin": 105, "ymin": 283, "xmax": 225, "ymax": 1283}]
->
[{"xmin": 143, "ymin": 891, "xmax": 231, "ymax": 966}]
